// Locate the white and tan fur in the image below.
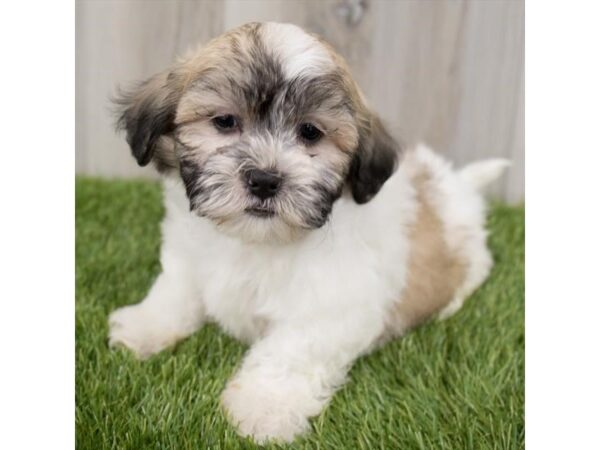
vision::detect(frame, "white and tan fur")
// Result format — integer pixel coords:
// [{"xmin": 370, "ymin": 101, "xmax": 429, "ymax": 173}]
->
[{"xmin": 108, "ymin": 22, "xmax": 509, "ymax": 443}]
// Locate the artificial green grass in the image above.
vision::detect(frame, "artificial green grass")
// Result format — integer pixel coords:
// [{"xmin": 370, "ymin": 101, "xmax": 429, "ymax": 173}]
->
[{"xmin": 76, "ymin": 177, "xmax": 524, "ymax": 449}]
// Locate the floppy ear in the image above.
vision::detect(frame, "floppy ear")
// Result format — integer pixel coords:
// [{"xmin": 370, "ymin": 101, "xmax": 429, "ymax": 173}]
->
[
  {"xmin": 348, "ymin": 115, "xmax": 400, "ymax": 204},
  {"xmin": 114, "ymin": 71, "xmax": 179, "ymax": 168}
]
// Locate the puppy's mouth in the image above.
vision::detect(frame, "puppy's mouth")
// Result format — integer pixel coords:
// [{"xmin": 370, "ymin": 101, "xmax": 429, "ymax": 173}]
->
[{"xmin": 245, "ymin": 206, "xmax": 276, "ymax": 218}]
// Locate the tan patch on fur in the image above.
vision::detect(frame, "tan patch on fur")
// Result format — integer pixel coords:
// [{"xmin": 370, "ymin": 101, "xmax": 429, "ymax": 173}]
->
[
  {"xmin": 174, "ymin": 24, "xmax": 263, "ymax": 124},
  {"xmin": 384, "ymin": 169, "xmax": 467, "ymax": 338}
]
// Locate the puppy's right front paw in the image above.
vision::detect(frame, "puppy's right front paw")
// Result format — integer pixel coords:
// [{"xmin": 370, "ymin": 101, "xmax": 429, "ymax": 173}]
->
[{"xmin": 108, "ymin": 304, "xmax": 180, "ymax": 359}]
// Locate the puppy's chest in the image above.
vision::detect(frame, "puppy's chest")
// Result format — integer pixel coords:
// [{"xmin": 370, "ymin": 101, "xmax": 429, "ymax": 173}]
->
[
  {"xmin": 193, "ymin": 235, "xmax": 408, "ymax": 344},
  {"xmin": 197, "ymin": 245, "xmax": 299, "ymax": 342}
]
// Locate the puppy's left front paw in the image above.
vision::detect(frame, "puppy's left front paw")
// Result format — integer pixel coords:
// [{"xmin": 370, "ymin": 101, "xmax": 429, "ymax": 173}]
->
[{"xmin": 221, "ymin": 374, "xmax": 319, "ymax": 444}]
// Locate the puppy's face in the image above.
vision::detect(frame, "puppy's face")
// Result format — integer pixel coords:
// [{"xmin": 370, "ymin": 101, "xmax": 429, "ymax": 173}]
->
[{"xmin": 117, "ymin": 23, "xmax": 399, "ymax": 242}]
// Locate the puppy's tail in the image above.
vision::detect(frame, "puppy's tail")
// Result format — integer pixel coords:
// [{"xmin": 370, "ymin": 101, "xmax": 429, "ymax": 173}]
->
[{"xmin": 458, "ymin": 159, "xmax": 511, "ymax": 192}]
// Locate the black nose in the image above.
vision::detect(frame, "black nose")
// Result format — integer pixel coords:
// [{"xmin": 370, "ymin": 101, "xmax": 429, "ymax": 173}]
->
[{"xmin": 245, "ymin": 169, "xmax": 282, "ymax": 200}]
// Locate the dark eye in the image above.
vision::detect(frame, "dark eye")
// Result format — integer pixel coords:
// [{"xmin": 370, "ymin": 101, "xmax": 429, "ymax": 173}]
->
[
  {"xmin": 298, "ymin": 123, "xmax": 323, "ymax": 143},
  {"xmin": 212, "ymin": 115, "xmax": 238, "ymax": 132}
]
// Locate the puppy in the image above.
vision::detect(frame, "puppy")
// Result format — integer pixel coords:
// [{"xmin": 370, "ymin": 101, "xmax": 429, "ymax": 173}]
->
[{"xmin": 108, "ymin": 22, "xmax": 509, "ymax": 443}]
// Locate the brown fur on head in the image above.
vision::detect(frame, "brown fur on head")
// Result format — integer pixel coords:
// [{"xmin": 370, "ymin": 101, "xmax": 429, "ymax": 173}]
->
[{"xmin": 115, "ymin": 22, "xmax": 400, "ymax": 242}]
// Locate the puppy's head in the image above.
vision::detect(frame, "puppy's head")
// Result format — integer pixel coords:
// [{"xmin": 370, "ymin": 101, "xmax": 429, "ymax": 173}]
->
[{"xmin": 116, "ymin": 22, "xmax": 399, "ymax": 242}]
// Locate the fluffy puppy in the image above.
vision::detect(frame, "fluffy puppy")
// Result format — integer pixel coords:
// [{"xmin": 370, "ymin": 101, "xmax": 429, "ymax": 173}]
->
[{"xmin": 108, "ymin": 22, "xmax": 509, "ymax": 443}]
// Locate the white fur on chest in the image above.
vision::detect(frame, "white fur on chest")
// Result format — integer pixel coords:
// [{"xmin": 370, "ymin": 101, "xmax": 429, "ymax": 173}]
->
[{"xmin": 160, "ymin": 168, "xmax": 415, "ymax": 343}]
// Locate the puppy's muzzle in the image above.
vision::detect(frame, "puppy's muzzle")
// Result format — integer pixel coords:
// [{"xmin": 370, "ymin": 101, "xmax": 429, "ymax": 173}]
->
[{"xmin": 245, "ymin": 169, "xmax": 282, "ymax": 200}]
